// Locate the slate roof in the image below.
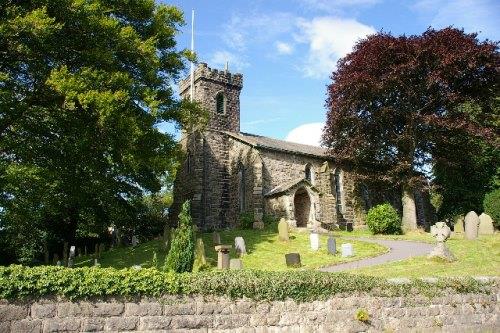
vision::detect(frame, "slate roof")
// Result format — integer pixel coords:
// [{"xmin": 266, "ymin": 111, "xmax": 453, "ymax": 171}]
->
[
  {"xmin": 225, "ymin": 131, "xmax": 330, "ymax": 158},
  {"xmin": 265, "ymin": 178, "xmax": 319, "ymax": 197}
]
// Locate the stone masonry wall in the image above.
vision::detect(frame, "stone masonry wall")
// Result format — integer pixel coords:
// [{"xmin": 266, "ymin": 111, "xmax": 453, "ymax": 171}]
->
[{"xmin": 1, "ymin": 291, "xmax": 498, "ymax": 332}]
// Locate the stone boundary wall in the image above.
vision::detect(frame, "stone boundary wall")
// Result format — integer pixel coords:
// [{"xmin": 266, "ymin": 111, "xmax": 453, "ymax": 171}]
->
[{"xmin": 1, "ymin": 291, "xmax": 499, "ymax": 333}]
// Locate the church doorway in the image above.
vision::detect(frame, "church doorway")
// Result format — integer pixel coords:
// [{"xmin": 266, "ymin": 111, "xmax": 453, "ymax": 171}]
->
[{"xmin": 294, "ymin": 188, "xmax": 311, "ymax": 227}]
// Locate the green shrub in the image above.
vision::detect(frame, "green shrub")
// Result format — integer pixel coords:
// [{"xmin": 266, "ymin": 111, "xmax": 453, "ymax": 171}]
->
[
  {"xmin": 355, "ymin": 308, "xmax": 370, "ymax": 322},
  {"xmin": 239, "ymin": 212, "xmax": 254, "ymax": 229},
  {"xmin": 263, "ymin": 214, "xmax": 279, "ymax": 228},
  {"xmin": 483, "ymin": 188, "xmax": 500, "ymax": 228},
  {"xmin": 0, "ymin": 265, "xmax": 489, "ymax": 301},
  {"xmin": 366, "ymin": 203, "xmax": 402, "ymax": 234},
  {"xmin": 164, "ymin": 201, "xmax": 195, "ymax": 273}
]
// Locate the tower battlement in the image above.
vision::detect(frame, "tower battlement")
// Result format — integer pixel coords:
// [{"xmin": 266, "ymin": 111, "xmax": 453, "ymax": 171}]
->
[{"xmin": 179, "ymin": 63, "xmax": 243, "ymax": 96}]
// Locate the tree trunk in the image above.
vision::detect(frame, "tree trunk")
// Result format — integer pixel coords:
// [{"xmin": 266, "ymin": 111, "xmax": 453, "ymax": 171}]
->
[{"xmin": 402, "ymin": 186, "xmax": 418, "ymax": 231}]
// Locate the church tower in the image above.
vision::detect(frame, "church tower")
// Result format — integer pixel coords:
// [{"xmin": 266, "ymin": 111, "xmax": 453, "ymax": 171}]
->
[
  {"xmin": 179, "ymin": 62, "xmax": 243, "ymax": 132},
  {"xmin": 171, "ymin": 63, "xmax": 244, "ymax": 230}
]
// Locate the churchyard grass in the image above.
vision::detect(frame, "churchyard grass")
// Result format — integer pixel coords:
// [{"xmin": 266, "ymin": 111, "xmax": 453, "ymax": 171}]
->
[
  {"xmin": 349, "ymin": 233, "xmax": 500, "ymax": 277},
  {"xmin": 75, "ymin": 228, "xmax": 388, "ymax": 270}
]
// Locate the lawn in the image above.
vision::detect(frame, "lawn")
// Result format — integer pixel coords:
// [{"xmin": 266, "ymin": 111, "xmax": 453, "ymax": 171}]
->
[
  {"xmin": 75, "ymin": 227, "xmax": 387, "ymax": 270},
  {"xmin": 348, "ymin": 233, "xmax": 500, "ymax": 277}
]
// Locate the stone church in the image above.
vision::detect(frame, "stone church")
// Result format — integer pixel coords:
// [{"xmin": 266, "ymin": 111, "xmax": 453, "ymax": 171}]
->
[{"xmin": 170, "ymin": 63, "xmax": 434, "ymax": 231}]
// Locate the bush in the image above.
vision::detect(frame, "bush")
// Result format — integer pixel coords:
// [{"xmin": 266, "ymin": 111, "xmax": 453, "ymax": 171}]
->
[
  {"xmin": 239, "ymin": 212, "xmax": 254, "ymax": 229},
  {"xmin": 355, "ymin": 308, "xmax": 370, "ymax": 323},
  {"xmin": 163, "ymin": 201, "xmax": 195, "ymax": 273},
  {"xmin": 366, "ymin": 203, "xmax": 402, "ymax": 234},
  {"xmin": 0, "ymin": 265, "xmax": 490, "ymax": 301},
  {"xmin": 483, "ymin": 188, "xmax": 500, "ymax": 228}
]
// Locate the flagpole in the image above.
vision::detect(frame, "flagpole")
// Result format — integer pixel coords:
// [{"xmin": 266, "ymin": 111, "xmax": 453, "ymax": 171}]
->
[{"xmin": 190, "ymin": 9, "xmax": 195, "ymax": 102}]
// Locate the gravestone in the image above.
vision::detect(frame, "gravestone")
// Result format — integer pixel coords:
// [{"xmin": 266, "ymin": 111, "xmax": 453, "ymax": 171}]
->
[
  {"xmin": 253, "ymin": 220, "xmax": 265, "ymax": 230},
  {"xmin": 212, "ymin": 232, "xmax": 221, "ymax": 245},
  {"xmin": 230, "ymin": 258, "xmax": 243, "ymax": 270},
  {"xmin": 193, "ymin": 238, "xmax": 207, "ymax": 271},
  {"xmin": 285, "ymin": 253, "xmax": 301, "ymax": 267},
  {"xmin": 453, "ymin": 215, "xmax": 464, "ymax": 233},
  {"xmin": 464, "ymin": 211, "xmax": 479, "ymax": 240},
  {"xmin": 162, "ymin": 226, "xmax": 171, "ymax": 252},
  {"xmin": 94, "ymin": 259, "xmax": 100, "ymax": 266},
  {"xmin": 131, "ymin": 235, "xmax": 139, "ymax": 246},
  {"xmin": 327, "ymin": 236, "xmax": 336, "ymax": 255},
  {"xmin": 310, "ymin": 232, "xmax": 319, "ymax": 251},
  {"xmin": 341, "ymin": 243, "xmax": 353, "ymax": 257},
  {"xmin": 478, "ymin": 213, "xmax": 495, "ymax": 235},
  {"xmin": 215, "ymin": 245, "xmax": 231, "ymax": 270},
  {"xmin": 56, "ymin": 260, "xmax": 62, "ymax": 266},
  {"xmin": 63, "ymin": 242, "xmax": 68, "ymax": 266},
  {"xmin": 428, "ymin": 221, "xmax": 455, "ymax": 261},
  {"xmin": 278, "ymin": 218, "xmax": 289, "ymax": 241},
  {"xmin": 68, "ymin": 246, "xmax": 76, "ymax": 267},
  {"xmin": 234, "ymin": 237, "xmax": 247, "ymax": 256},
  {"xmin": 98, "ymin": 243, "xmax": 105, "ymax": 258}
]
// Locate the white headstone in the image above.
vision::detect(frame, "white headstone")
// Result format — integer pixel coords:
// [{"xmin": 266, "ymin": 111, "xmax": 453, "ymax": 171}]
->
[
  {"xmin": 234, "ymin": 237, "xmax": 247, "ymax": 256},
  {"xmin": 341, "ymin": 243, "xmax": 353, "ymax": 257},
  {"xmin": 131, "ymin": 235, "xmax": 139, "ymax": 246},
  {"xmin": 464, "ymin": 211, "xmax": 479, "ymax": 240},
  {"xmin": 310, "ymin": 232, "xmax": 319, "ymax": 251},
  {"xmin": 478, "ymin": 213, "xmax": 495, "ymax": 235}
]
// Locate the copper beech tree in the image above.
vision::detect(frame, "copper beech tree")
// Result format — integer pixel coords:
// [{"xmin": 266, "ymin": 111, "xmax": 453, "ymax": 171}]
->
[{"xmin": 322, "ymin": 28, "xmax": 498, "ymax": 230}]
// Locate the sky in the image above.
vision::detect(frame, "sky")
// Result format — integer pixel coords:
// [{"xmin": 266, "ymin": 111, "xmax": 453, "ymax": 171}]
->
[{"xmin": 165, "ymin": 0, "xmax": 499, "ymax": 146}]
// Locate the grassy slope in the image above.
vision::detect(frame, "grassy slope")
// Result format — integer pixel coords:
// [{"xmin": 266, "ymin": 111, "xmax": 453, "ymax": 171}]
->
[
  {"xmin": 349, "ymin": 233, "xmax": 500, "ymax": 277},
  {"xmin": 75, "ymin": 228, "xmax": 387, "ymax": 271}
]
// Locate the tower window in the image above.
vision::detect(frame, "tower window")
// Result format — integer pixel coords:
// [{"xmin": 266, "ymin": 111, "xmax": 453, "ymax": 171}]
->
[{"xmin": 216, "ymin": 92, "xmax": 225, "ymax": 114}]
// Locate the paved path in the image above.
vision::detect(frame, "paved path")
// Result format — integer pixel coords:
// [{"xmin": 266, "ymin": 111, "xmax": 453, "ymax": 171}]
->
[{"xmin": 319, "ymin": 237, "xmax": 433, "ymax": 273}]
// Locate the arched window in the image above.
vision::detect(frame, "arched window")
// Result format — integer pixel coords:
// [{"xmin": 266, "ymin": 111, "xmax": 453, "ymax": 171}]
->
[
  {"xmin": 215, "ymin": 92, "xmax": 225, "ymax": 114},
  {"xmin": 305, "ymin": 164, "xmax": 315, "ymax": 185},
  {"xmin": 238, "ymin": 163, "xmax": 245, "ymax": 212},
  {"xmin": 333, "ymin": 169, "xmax": 344, "ymax": 215}
]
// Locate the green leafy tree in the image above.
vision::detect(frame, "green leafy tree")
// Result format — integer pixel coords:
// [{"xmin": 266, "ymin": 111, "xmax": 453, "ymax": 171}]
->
[
  {"xmin": 164, "ymin": 201, "xmax": 195, "ymax": 273},
  {"xmin": 483, "ymin": 189, "xmax": 500, "ymax": 228},
  {"xmin": 323, "ymin": 28, "xmax": 498, "ymax": 230},
  {"xmin": 0, "ymin": 1, "xmax": 205, "ymax": 263}
]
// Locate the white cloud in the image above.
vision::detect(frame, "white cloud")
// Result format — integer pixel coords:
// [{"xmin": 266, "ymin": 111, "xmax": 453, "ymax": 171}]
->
[
  {"xmin": 208, "ymin": 50, "xmax": 249, "ymax": 71},
  {"xmin": 298, "ymin": 0, "xmax": 381, "ymax": 13},
  {"xmin": 412, "ymin": 0, "xmax": 499, "ymax": 40},
  {"xmin": 296, "ymin": 17, "xmax": 376, "ymax": 78},
  {"xmin": 285, "ymin": 122, "xmax": 325, "ymax": 147},
  {"xmin": 276, "ymin": 41, "xmax": 294, "ymax": 55},
  {"xmin": 222, "ymin": 12, "xmax": 296, "ymax": 51}
]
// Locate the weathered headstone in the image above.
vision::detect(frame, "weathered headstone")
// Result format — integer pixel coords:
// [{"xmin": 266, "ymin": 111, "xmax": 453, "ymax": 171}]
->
[
  {"xmin": 63, "ymin": 242, "xmax": 68, "ymax": 266},
  {"xmin": 278, "ymin": 218, "xmax": 289, "ymax": 241},
  {"xmin": 453, "ymin": 215, "xmax": 464, "ymax": 233},
  {"xmin": 52, "ymin": 253, "xmax": 59, "ymax": 265},
  {"xmin": 464, "ymin": 211, "xmax": 479, "ymax": 240},
  {"xmin": 310, "ymin": 232, "xmax": 319, "ymax": 251},
  {"xmin": 327, "ymin": 236, "xmax": 336, "ymax": 255},
  {"xmin": 162, "ymin": 226, "xmax": 171, "ymax": 252},
  {"xmin": 253, "ymin": 220, "xmax": 265, "ymax": 230},
  {"xmin": 230, "ymin": 258, "xmax": 243, "ymax": 270},
  {"xmin": 98, "ymin": 243, "xmax": 105, "ymax": 258},
  {"xmin": 234, "ymin": 237, "xmax": 247, "ymax": 256},
  {"xmin": 341, "ymin": 243, "xmax": 353, "ymax": 257},
  {"xmin": 193, "ymin": 238, "xmax": 207, "ymax": 271},
  {"xmin": 478, "ymin": 213, "xmax": 495, "ymax": 235},
  {"xmin": 212, "ymin": 232, "xmax": 221, "ymax": 245},
  {"xmin": 428, "ymin": 221, "xmax": 455, "ymax": 261},
  {"xmin": 56, "ymin": 260, "xmax": 62, "ymax": 266},
  {"xmin": 94, "ymin": 259, "xmax": 100, "ymax": 266},
  {"xmin": 131, "ymin": 235, "xmax": 139, "ymax": 246},
  {"xmin": 68, "ymin": 246, "xmax": 76, "ymax": 267},
  {"xmin": 215, "ymin": 245, "xmax": 231, "ymax": 270},
  {"xmin": 285, "ymin": 253, "xmax": 301, "ymax": 267}
]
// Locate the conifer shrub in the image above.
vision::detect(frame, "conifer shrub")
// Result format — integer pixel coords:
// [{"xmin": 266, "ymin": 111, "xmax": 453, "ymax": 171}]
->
[
  {"xmin": 163, "ymin": 201, "xmax": 195, "ymax": 273},
  {"xmin": 483, "ymin": 188, "xmax": 500, "ymax": 228},
  {"xmin": 366, "ymin": 203, "xmax": 402, "ymax": 234}
]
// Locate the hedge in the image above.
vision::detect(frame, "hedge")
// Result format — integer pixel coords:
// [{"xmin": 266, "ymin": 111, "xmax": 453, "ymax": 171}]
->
[{"xmin": 0, "ymin": 265, "xmax": 494, "ymax": 302}]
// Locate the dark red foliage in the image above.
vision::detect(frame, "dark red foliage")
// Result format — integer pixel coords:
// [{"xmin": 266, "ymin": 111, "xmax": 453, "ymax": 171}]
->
[{"xmin": 322, "ymin": 27, "xmax": 499, "ymax": 186}]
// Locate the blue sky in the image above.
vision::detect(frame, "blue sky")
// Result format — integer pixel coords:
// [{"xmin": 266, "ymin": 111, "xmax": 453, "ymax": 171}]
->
[{"xmin": 165, "ymin": 0, "xmax": 499, "ymax": 146}]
